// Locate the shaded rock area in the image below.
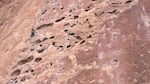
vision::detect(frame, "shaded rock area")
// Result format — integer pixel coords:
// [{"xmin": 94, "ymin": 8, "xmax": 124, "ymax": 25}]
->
[{"xmin": 0, "ymin": 0, "xmax": 150, "ymax": 84}]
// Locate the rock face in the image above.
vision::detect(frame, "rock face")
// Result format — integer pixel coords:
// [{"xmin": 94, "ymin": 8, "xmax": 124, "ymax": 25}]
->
[{"xmin": 0, "ymin": 0, "xmax": 150, "ymax": 84}]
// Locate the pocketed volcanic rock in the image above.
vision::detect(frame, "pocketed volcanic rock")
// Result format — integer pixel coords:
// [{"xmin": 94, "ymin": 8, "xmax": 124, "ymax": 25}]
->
[{"xmin": 0, "ymin": 0, "xmax": 149, "ymax": 84}]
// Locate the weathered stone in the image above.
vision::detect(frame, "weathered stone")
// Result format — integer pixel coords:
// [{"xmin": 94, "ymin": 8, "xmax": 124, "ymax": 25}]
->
[{"xmin": 0, "ymin": 0, "xmax": 149, "ymax": 84}]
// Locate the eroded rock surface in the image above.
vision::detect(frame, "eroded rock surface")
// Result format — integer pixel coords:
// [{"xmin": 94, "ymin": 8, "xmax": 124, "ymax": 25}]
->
[{"xmin": 0, "ymin": 0, "xmax": 149, "ymax": 84}]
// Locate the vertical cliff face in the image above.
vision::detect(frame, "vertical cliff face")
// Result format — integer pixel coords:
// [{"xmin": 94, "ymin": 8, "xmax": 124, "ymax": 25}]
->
[{"xmin": 0, "ymin": 0, "xmax": 150, "ymax": 84}]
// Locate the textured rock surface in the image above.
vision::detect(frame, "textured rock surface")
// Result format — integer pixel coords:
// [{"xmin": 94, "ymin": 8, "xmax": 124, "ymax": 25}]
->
[{"xmin": 0, "ymin": 0, "xmax": 150, "ymax": 84}]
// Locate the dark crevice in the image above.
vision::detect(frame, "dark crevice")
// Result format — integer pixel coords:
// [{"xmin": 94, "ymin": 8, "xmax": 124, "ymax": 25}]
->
[
  {"xmin": 36, "ymin": 23, "xmax": 54, "ymax": 29},
  {"xmin": 11, "ymin": 69, "xmax": 21, "ymax": 76},
  {"xmin": 61, "ymin": 7, "xmax": 64, "ymax": 9},
  {"xmin": 41, "ymin": 9, "xmax": 47, "ymax": 15},
  {"xmin": 37, "ymin": 49, "xmax": 45, "ymax": 53},
  {"xmin": 31, "ymin": 69, "xmax": 34, "ymax": 72},
  {"xmin": 84, "ymin": 5, "xmax": 93, "ymax": 11},
  {"xmin": 35, "ymin": 57, "xmax": 42, "ymax": 62},
  {"xmin": 75, "ymin": 41, "xmax": 78, "ymax": 43},
  {"xmin": 80, "ymin": 40, "xmax": 86, "ymax": 44},
  {"xmin": 67, "ymin": 45, "xmax": 71, "ymax": 48},
  {"xmin": 68, "ymin": 32, "xmax": 75, "ymax": 36},
  {"xmin": 31, "ymin": 48, "xmax": 34, "ymax": 51},
  {"xmin": 64, "ymin": 23, "xmax": 70, "ymax": 26},
  {"xmin": 112, "ymin": 59, "xmax": 119, "ymax": 65},
  {"xmin": 31, "ymin": 29, "xmax": 35, "ymax": 37},
  {"xmin": 95, "ymin": 11, "xmax": 105, "ymax": 16},
  {"xmin": 87, "ymin": 35, "xmax": 92, "ymax": 38},
  {"xmin": 73, "ymin": 15, "xmax": 79, "ymax": 19},
  {"xmin": 8, "ymin": 77, "xmax": 18, "ymax": 84},
  {"xmin": 55, "ymin": 17, "xmax": 65, "ymax": 22},
  {"xmin": 49, "ymin": 36, "xmax": 55, "ymax": 39},
  {"xmin": 20, "ymin": 76, "xmax": 30, "ymax": 82},
  {"xmin": 70, "ymin": 24, "xmax": 76, "ymax": 27},
  {"xmin": 33, "ymin": 39, "xmax": 42, "ymax": 44},
  {"xmin": 42, "ymin": 37, "xmax": 48, "ymax": 41},
  {"xmin": 24, "ymin": 70, "xmax": 29, "ymax": 73},
  {"xmin": 52, "ymin": 42, "xmax": 56, "ymax": 46},
  {"xmin": 18, "ymin": 56, "xmax": 34, "ymax": 65},
  {"xmin": 75, "ymin": 36, "xmax": 82, "ymax": 40},
  {"xmin": 110, "ymin": 2, "xmax": 121, "ymax": 7},
  {"xmin": 64, "ymin": 29, "xmax": 68, "ymax": 32},
  {"xmin": 107, "ymin": 9, "xmax": 118, "ymax": 14},
  {"xmin": 50, "ymin": 62, "xmax": 53, "ymax": 66},
  {"xmin": 20, "ymin": 77, "xmax": 26, "ymax": 82},
  {"xmin": 125, "ymin": 0, "xmax": 132, "ymax": 3},
  {"xmin": 59, "ymin": 45, "xmax": 63, "ymax": 48},
  {"xmin": 89, "ymin": 24, "xmax": 93, "ymax": 28},
  {"xmin": 30, "ymin": 69, "xmax": 36, "ymax": 76},
  {"xmin": 39, "ymin": 44, "xmax": 42, "ymax": 47},
  {"xmin": 85, "ymin": 9, "xmax": 90, "ymax": 11}
]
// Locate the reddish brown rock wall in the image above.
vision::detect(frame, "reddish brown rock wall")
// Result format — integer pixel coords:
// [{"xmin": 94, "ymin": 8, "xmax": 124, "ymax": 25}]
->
[{"xmin": 0, "ymin": 0, "xmax": 149, "ymax": 84}]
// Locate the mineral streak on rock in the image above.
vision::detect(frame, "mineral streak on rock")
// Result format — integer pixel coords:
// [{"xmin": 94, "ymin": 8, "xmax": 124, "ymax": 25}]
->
[{"xmin": 0, "ymin": 0, "xmax": 150, "ymax": 84}]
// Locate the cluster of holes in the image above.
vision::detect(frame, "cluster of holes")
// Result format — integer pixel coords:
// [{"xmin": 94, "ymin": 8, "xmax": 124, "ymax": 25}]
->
[
  {"xmin": 7, "ymin": 75, "xmax": 31, "ymax": 84},
  {"xmin": 84, "ymin": 4, "xmax": 93, "ymax": 12},
  {"xmin": 7, "ymin": 77, "xmax": 18, "ymax": 84},
  {"xmin": 9, "ymin": 68, "xmax": 37, "ymax": 83},
  {"xmin": 20, "ymin": 76, "xmax": 30, "ymax": 82},
  {"xmin": 8, "ymin": 0, "xmax": 113, "ymax": 83},
  {"xmin": 9, "ymin": 55, "xmax": 44, "ymax": 83},
  {"xmin": 93, "ymin": 0, "xmax": 135, "ymax": 18},
  {"xmin": 30, "ymin": 15, "xmax": 85, "ymax": 51}
]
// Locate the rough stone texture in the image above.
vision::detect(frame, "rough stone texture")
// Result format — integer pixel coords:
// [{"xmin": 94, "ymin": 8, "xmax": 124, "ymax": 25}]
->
[{"xmin": 0, "ymin": 0, "xmax": 150, "ymax": 84}]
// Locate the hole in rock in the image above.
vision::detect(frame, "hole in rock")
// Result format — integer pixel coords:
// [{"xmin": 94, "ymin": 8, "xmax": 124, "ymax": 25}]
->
[
  {"xmin": 8, "ymin": 77, "xmax": 18, "ymax": 84},
  {"xmin": 80, "ymin": 40, "xmax": 86, "ymax": 44},
  {"xmin": 68, "ymin": 32, "xmax": 75, "ymax": 35},
  {"xmin": 11, "ymin": 69, "xmax": 21, "ymax": 76},
  {"xmin": 125, "ymin": 0, "xmax": 132, "ymax": 3},
  {"xmin": 39, "ymin": 44, "xmax": 42, "ymax": 47},
  {"xmin": 37, "ymin": 23, "xmax": 54, "ymax": 29},
  {"xmin": 43, "ymin": 37, "xmax": 48, "ymax": 41},
  {"xmin": 87, "ymin": 35, "xmax": 92, "ymax": 38},
  {"xmin": 59, "ymin": 45, "xmax": 63, "ymax": 48},
  {"xmin": 61, "ymin": 7, "xmax": 64, "ymax": 9},
  {"xmin": 20, "ymin": 77, "xmax": 26, "ymax": 82},
  {"xmin": 55, "ymin": 17, "xmax": 65, "ymax": 22},
  {"xmin": 34, "ymin": 39, "xmax": 42, "ymax": 44},
  {"xmin": 64, "ymin": 29, "xmax": 68, "ymax": 32},
  {"xmin": 18, "ymin": 56, "xmax": 34, "ymax": 65},
  {"xmin": 50, "ymin": 62, "xmax": 53, "ymax": 66},
  {"xmin": 73, "ymin": 15, "xmax": 79, "ymax": 19},
  {"xmin": 52, "ymin": 42, "xmax": 56, "ymax": 46},
  {"xmin": 75, "ymin": 36, "xmax": 82, "ymax": 40},
  {"xmin": 37, "ymin": 49, "xmax": 45, "ymax": 53},
  {"xmin": 31, "ymin": 48, "xmax": 34, "ymax": 51},
  {"xmin": 20, "ymin": 76, "xmax": 30, "ymax": 82},
  {"xmin": 31, "ymin": 29, "xmax": 35, "ymax": 37},
  {"xmin": 49, "ymin": 36, "xmax": 55, "ymax": 39},
  {"xmin": 107, "ymin": 9, "xmax": 118, "ymax": 14},
  {"xmin": 89, "ymin": 24, "xmax": 93, "ymax": 28},
  {"xmin": 70, "ymin": 24, "xmax": 76, "ymax": 27},
  {"xmin": 112, "ymin": 59, "xmax": 119, "ymax": 65},
  {"xmin": 64, "ymin": 23, "xmax": 70, "ymax": 26},
  {"xmin": 35, "ymin": 57, "xmax": 42, "ymax": 62},
  {"xmin": 67, "ymin": 45, "xmax": 71, "ymax": 48}
]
